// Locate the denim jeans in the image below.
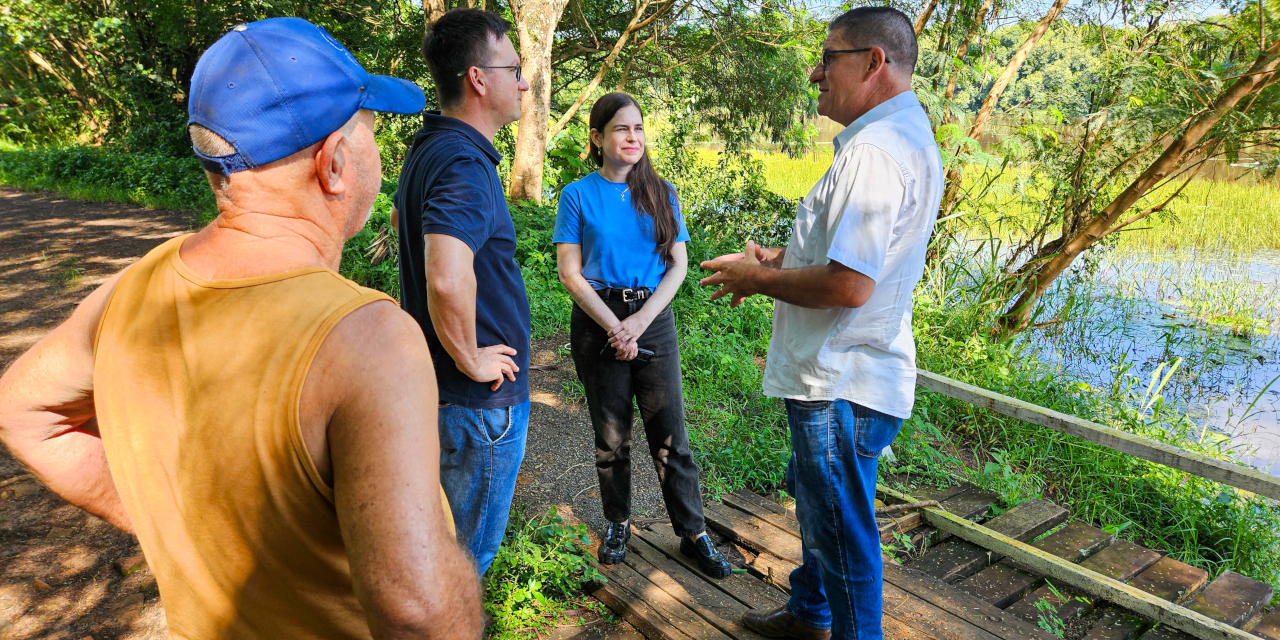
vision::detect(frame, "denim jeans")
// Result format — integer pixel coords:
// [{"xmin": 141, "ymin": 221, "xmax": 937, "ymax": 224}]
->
[
  {"xmin": 438, "ymin": 398, "xmax": 530, "ymax": 575},
  {"xmin": 570, "ymin": 300, "xmax": 707, "ymax": 538},
  {"xmin": 784, "ymin": 398, "xmax": 903, "ymax": 639}
]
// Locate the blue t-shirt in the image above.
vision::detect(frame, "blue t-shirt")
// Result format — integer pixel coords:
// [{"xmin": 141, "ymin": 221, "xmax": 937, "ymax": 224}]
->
[
  {"xmin": 394, "ymin": 113, "xmax": 531, "ymax": 409},
  {"xmin": 553, "ymin": 172, "xmax": 690, "ymax": 290}
]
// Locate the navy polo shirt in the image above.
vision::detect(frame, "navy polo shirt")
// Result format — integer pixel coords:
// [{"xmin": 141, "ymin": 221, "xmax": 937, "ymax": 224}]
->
[{"xmin": 394, "ymin": 113, "xmax": 531, "ymax": 408}]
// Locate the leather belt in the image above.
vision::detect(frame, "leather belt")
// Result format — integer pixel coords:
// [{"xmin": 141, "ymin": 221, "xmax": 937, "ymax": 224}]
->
[{"xmin": 597, "ymin": 287, "xmax": 651, "ymax": 302}]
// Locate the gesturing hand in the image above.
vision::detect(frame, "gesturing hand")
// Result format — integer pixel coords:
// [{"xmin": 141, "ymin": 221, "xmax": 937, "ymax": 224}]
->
[
  {"xmin": 699, "ymin": 239, "xmax": 763, "ymax": 308},
  {"xmin": 463, "ymin": 344, "xmax": 520, "ymax": 391}
]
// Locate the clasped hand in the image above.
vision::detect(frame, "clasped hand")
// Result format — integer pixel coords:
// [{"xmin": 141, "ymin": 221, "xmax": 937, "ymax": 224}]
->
[
  {"xmin": 698, "ymin": 239, "xmax": 771, "ymax": 308},
  {"xmin": 607, "ymin": 311, "xmax": 652, "ymax": 361}
]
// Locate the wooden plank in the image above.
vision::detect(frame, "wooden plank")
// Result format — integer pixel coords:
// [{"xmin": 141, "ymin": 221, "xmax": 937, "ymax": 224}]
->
[
  {"xmin": 632, "ymin": 525, "xmax": 788, "ymax": 611},
  {"xmin": 721, "ymin": 491, "xmax": 801, "ymax": 538},
  {"xmin": 911, "ymin": 499, "xmax": 1070, "ymax": 583},
  {"xmin": 1005, "ymin": 584, "xmax": 1094, "ymax": 625},
  {"xmin": 1185, "ymin": 571, "xmax": 1274, "ymax": 629},
  {"xmin": 882, "ymin": 559, "xmax": 1061, "ymax": 640},
  {"xmin": 1143, "ymin": 626, "xmax": 1194, "ymax": 640},
  {"xmin": 916, "ymin": 370, "xmax": 1280, "ymax": 502},
  {"xmin": 1130, "ymin": 557, "xmax": 1210, "ymax": 605},
  {"xmin": 704, "ymin": 502, "xmax": 802, "ymax": 563},
  {"xmin": 1083, "ymin": 608, "xmax": 1148, "ymax": 640},
  {"xmin": 597, "ymin": 561, "xmax": 735, "ymax": 640},
  {"xmin": 881, "ymin": 580, "xmax": 1006, "ymax": 640},
  {"xmin": 1249, "ymin": 609, "xmax": 1280, "ymax": 640},
  {"xmin": 957, "ymin": 561, "xmax": 1040, "ymax": 607},
  {"xmin": 879, "ymin": 512, "xmax": 923, "ymax": 543},
  {"xmin": 941, "ymin": 486, "xmax": 1001, "ymax": 521},
  {"xmin": 1032, "ymin": 522, "xmax": 1115, "ymax": 563},
  {"xmin": 588, "ymin": 569, "xmax": 699, "ymax": 640},
  {"xmin": 748, "ymin": 552, "xmax": 797, "ymax": 593},
  {"xmin": 879, "ymin": 484, "xmax": 1256, "ymax": 640},
  {"xmin": 624, "ymin": 536, "xmax": 771, "ymax": 640},
  {"xmin": 1081, "ymin": 540, "xmax": 1163, "ymax": 582}
]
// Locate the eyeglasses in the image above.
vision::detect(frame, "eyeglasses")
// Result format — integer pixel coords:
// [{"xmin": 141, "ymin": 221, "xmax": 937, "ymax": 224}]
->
[
  {"xmin": 819, "ymin": 48, "xmax": 890, "ymax": 69},
  {"xmin": 463, "ymin": 64, "xmax": 523, "ymax": 81}
]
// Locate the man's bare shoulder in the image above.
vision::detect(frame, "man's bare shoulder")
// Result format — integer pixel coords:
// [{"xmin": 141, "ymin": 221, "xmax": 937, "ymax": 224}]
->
[{"xmin": 313, "ymin": 300, "xmax": 432, "ymax": 395}]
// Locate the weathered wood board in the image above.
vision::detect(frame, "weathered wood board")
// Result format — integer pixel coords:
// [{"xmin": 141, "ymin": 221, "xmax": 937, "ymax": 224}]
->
[
  {"xmin": 1184, "ymin": 571, "xmax": 1274, "ymax": 629},
  {"xmin": 1082, "ymin": 607, "xmax": 1147, "ymax": 640},
  {"xmin": 1005, "ymin": 583, "xmax": 1094, "ymax": 625},
  {"xmin": 1249, "ymin": 609, "xmax": 1280, "ymax": 640},
  {"xmin": 633, "ymin": 525, "xmax": 788, "ymax": 611},
  {"xmin": 912, "ymin": 499, "xmax": 1069, "ymax": 583},
  {"xmin": 1080, "ymin": 540, "xmax": 1163, "ymax": 582},
  {"xmin": 1129, "ymin": 557, "xmax": 1210, "ymax": 605},
  {"xmin": 958, "ymin": 561, "xmax": 1041, "ymax": 607}
]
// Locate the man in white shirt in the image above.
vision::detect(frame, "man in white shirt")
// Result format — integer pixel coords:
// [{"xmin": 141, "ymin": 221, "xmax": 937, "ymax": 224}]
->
[{"xmin": 700, "ymin": 7, "xmax": 942, "ymax": 639}]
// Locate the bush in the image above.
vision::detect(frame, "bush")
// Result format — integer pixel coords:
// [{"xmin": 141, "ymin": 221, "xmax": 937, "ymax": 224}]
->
[
  {"xmin": 0, "ymin": 145, "xmax": 215, "ymax": 217},
  {"xmin": 484, "ymin": 506, "xmax": 606, "ymax": 639}
]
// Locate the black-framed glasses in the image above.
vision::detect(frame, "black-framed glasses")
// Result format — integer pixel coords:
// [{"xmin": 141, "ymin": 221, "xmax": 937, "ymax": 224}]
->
[
  {"xmin": 820, "ymin": 48, "xmax": 889, "ymax": 69},
  {"xmin": 463, "ymin": 64, "xmax": 523, "ymax": 81}
]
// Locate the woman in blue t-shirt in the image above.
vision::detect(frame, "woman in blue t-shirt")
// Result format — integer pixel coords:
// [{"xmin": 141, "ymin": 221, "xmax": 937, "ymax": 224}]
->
[{"xmin": 553, "ymin": 93, "xmax": 731, "ymax": 578}]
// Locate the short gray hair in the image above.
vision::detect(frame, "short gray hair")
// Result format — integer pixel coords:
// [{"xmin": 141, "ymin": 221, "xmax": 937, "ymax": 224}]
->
[
  {"xmin": 829, "ymin": 7, "xmax": 918, "ymax": 74},
  {"xmin": 188, "ymin": 124, "xmax": 236, "ymax": 157}
]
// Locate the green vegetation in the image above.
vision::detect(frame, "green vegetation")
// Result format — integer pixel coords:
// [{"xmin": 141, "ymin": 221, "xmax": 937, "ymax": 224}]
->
[{"xmin": 484, "ymin": 507, "xmax": 608, "ymax": 639}]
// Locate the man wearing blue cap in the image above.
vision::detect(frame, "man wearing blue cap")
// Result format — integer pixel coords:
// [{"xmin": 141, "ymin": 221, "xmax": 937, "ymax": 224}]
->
[
  {"xmin": 392, "ymin": 9, "xmax": 532, "ymax": 576},
  {"xmin": 0, "ymin": 17, "xmax": 482, "ymax": 639}
]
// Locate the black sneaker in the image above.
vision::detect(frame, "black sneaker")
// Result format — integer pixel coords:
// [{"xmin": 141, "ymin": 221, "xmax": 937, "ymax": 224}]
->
[
  {"xmin": 681, "ymin": 533, "xmax": 732, "ymax": 578},
  {"xmin": 599, "ymin": 521, "xmax": 630, "ymax": 565}
]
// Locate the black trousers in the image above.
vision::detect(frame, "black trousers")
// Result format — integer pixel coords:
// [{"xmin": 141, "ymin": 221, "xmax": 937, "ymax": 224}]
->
[{"xmin": 570, "ymin": 298, "xmax": 707, "ymax": 538}]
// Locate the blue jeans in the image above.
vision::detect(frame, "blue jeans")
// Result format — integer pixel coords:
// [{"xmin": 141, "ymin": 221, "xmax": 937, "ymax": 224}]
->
[
  {"xmin": 784, "ymin": 399, "xmax": 903, "ymax": 640},
  {"xmin": 438, "ymin": 399, "xmax": 530, "ymax": 575}
]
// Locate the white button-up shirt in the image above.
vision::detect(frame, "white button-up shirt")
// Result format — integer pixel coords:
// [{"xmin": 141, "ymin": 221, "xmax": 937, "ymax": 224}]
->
[{"xmin": 762, "ymin": 91, "xmax": 943, "ymax": 418}]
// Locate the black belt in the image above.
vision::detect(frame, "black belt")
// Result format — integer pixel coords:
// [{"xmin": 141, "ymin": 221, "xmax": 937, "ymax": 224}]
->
[{"xmin": 597, "ymin": 287, "xmax": 651, "ymax": 302}]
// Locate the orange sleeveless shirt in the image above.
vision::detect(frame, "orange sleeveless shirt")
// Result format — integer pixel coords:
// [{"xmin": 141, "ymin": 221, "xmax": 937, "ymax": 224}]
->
[{"xmin": 92, "ymin": 235, "xmax": 435, "ymax": 639}]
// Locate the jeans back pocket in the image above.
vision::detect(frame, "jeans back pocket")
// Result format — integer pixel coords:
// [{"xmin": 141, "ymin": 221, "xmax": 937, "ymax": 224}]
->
[{"xmin": 854, "ymin": 404, "xmax": 903, "ymax": 458}]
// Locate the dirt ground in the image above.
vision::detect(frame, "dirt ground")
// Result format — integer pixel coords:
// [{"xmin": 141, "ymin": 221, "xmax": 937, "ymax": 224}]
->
[{"xmin": 0, "ymin": 188, "xmax": 667, "ymax": 639}]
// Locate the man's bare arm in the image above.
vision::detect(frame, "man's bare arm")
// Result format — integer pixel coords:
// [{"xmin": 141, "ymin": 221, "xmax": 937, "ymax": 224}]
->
[
  {"xmin": 424, "ymin": 233, "xmax": 518, "ymax": 391},
  {"xmin": 317, "ymin": 301, "xmax": 482, "ymax": 639},
  {"xmin": 0, "ymin": 271, "xmax": 132, "ymax": 531},
  {"xmin": 700, "ymin": 240, "xmax": 873, "ymax": 309}
]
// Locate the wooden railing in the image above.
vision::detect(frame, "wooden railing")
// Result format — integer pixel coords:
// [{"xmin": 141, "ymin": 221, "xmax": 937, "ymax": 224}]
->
[
  {"xmin": 916, "ymin": 370, "xmax": 1280, "ymax": 502},
  {"xmin": 891, "ymin": 370, "xmax": 1280, "ymax": 640}
]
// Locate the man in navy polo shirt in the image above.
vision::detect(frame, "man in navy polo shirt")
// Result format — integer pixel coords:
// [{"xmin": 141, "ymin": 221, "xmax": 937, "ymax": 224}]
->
[{"xmin": 394, "ymin": 8, "xmax": 531, "ymax": 575}]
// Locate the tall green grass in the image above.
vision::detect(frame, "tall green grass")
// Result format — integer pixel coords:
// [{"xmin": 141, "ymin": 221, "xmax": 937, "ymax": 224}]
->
[{"xmin": 748, "ymin": 148, "xmax": 1280, "ymax": 254}]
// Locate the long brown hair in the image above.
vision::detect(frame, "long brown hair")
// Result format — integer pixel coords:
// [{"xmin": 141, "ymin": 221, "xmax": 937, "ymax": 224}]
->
[{"xmin": 587, "ymin": 93, "xmax": 678, "ymax": 266}]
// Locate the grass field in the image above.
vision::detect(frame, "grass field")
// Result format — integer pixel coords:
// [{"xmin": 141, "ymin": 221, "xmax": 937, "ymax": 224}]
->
[{"xmin": 736, "ymin": 147, "xmax": 1280, "ymax": 255}]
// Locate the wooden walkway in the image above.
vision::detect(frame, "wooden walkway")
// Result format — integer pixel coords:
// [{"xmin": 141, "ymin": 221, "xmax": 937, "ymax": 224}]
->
[{"xmin": 586, "ymin": 484, "xmax": 1279, "ymax": 640}]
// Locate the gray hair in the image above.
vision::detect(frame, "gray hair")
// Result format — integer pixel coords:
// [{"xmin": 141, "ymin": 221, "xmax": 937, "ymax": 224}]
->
[
  {"xmin": 829, "ymin": 7, "xmax": 918, "ymax": 74},
  {"xmin": 188, "ymin": 124, "xmax": 236, "ymax": 158}
]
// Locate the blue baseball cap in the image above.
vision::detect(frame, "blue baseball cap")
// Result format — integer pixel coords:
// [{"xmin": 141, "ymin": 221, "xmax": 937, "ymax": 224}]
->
[{"xmin": 187, "ymin": 17, "xmax": 425, "ymax": 176}]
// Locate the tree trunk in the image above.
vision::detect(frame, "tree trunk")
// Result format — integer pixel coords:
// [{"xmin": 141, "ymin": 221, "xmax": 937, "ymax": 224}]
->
[
  {"xmin": 915, "ymin": 0, "xmax": 940, "ymax": 35},
  {"xmin": 938, "ymin": 0, "xmax": 1067, "ymax": 218},
  {"xmin": 967, "ymin": 0, "xmax": 1068, "ymax": 138},
  {"xmin": 997, "ymin": 39, "xmax": 1280, "ymax": 333},
  {"xmin": 944, "ymin": 0, "xmax": 993, "ymax": 107},
  {"xmin": 507, "ymin": 0, "xmax": 571, "ymax": 202},
  {"xmin": 425, "ymin": 0, "xmax": 448, "ymax": 26}
]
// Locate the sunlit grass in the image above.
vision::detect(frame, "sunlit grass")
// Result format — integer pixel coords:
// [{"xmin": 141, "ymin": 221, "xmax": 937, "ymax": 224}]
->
[{"xmin": 742, "ymin": 148, "xmax": 1280, "ymax": 255}]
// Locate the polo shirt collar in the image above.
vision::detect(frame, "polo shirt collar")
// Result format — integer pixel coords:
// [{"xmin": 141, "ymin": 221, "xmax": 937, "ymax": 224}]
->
[
  {"xmin": 422, "ymin": 111, "xmax": 502, "ymax": 165},
  {"xmin": 833, "ymin": 91, "xmax": 921, "ymax": 153}
]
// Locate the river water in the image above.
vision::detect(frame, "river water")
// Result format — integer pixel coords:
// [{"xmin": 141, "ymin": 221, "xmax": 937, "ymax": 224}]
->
[{"xmin": 1016, "ymin": 251, "xmax": 1280, "ymax": 476}]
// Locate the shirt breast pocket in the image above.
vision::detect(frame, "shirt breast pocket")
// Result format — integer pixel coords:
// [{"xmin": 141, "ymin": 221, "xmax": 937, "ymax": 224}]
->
[{"xmin": 785, "ymin": 200, "xmax": 823, "ymax": 268}]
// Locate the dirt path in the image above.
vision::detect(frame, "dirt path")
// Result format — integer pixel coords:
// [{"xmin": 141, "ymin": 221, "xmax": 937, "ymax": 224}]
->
[{"xmin": 0, "ymin": 188, "xmax": 661, "ymax": 639}]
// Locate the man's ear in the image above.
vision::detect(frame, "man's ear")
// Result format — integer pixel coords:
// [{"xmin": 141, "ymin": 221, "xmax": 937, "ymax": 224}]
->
[
  {"xmin": 465, "ymin": 67, "xmax": 489, "ymax": 99},
  {"xmin": 867, "ymin": 46, "xmax": 889, "ymax": 75},
  {"xmin": 315, "ymin": 129, "xmax": 348, "ymax": 196}
]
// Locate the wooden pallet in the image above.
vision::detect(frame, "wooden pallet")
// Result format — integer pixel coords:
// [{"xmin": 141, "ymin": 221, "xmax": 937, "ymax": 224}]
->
[{"xmin": 585, "ymin": 487, "xmax": 1275, "ymax": 640}]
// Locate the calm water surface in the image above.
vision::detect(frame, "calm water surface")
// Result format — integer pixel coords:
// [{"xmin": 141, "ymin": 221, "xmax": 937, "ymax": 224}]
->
[{"xmin": 1015, "ymin": 251, "xmax": 1280, "ymax": 476}]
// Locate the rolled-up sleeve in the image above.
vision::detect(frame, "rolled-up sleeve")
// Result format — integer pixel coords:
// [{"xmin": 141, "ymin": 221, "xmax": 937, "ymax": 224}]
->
[
  {"xmin": 826, "ymin": 144, "xmax": 907, "ymax": 282},
  {"xmin": 422, "ymin": 154, "xmax": 495, "ymax": 253}
]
